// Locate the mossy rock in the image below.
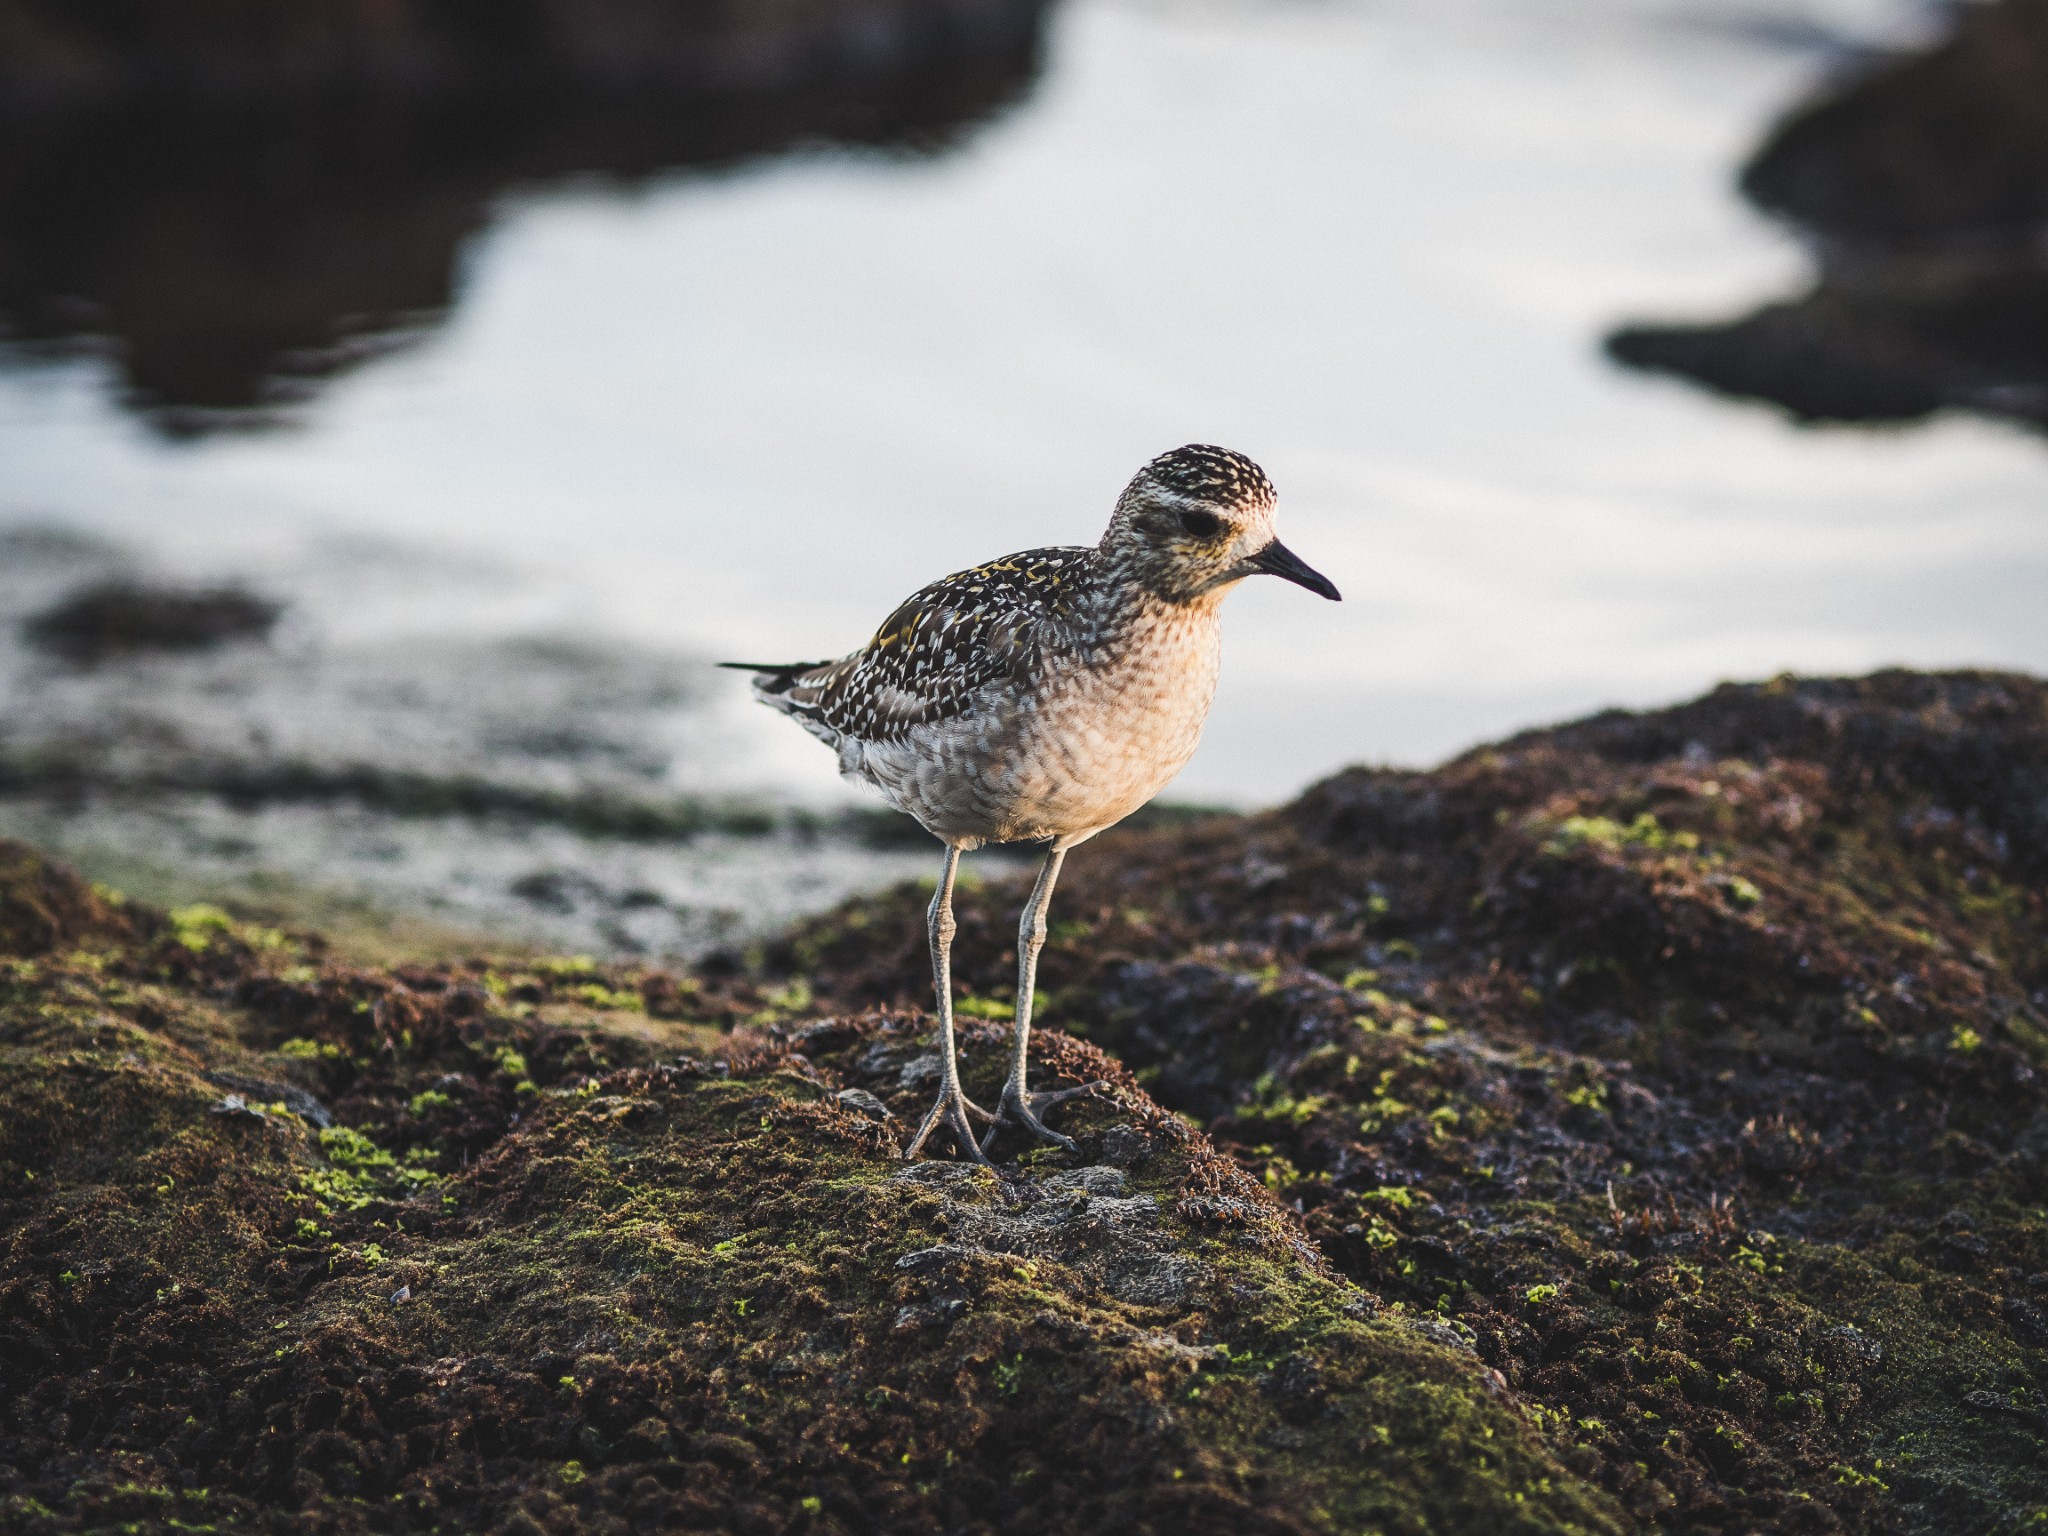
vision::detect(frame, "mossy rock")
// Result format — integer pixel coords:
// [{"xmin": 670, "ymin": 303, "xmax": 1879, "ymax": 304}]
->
[
  {"xmin": 0, "ymin": 841, "xmax": 147, "ymax": 958},
  {"xmin": 0, "ymin": 854, "xmax": 1616, "ymax": 1534},
  {"xmin": 5, "ymin": 668, "xmax": 2046, "ymax": 1533},
  {"xmin": 771, "ymin": 672, "xmax": 2048, "ymax": 1534}
]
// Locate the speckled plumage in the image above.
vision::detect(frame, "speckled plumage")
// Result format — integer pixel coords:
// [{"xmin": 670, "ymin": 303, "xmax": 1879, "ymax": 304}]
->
[
  {"xmin": 742, "ymin": 446, "xmax": 1315, "ymax": 849},
  {"xmin": 727, "ymin": 444, "xmax": 1338, "ymax": 1159},
  {"xmin": 766, "ymin": 546, "xmax": 1090, "ymax": 749},
  {"xmin": 749, "ymin": 543, "xmax": 1218, "ymax": 847}
]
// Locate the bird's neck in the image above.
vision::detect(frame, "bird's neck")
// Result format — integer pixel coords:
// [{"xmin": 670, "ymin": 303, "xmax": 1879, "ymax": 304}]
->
[{"xmin": 1067, "ymin": 562, "xmax": 1227, "ymax": 661}]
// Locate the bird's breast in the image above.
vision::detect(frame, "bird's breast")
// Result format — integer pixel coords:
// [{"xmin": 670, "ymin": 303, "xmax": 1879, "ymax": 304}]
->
[
  {"xmin": 995, "ymin": 605, "xmax": 1222, "ymax": 833},
  {"xmin": 1051, "ymin": 607, "xmax": 1220, "ymax": 750}
]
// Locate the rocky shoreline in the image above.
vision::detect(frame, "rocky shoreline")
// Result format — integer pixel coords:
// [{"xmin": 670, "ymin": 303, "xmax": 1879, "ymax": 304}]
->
[{"xmin": 2, "ymin": 669, "xmax": 2044, "ymax": 1533}]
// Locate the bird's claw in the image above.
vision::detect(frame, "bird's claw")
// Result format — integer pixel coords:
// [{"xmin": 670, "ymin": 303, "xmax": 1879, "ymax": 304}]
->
[
  {"xmin": 980, "ymin": 1079, "xmax": 1110, "ymax": 1155},
  {"xmin": 902, "ymin": 1084, "xmax": 997, "ymax": 1163}
]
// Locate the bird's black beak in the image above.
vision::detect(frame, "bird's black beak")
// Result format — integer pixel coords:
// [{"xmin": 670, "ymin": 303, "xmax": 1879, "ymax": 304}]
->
[{"xmin": 1245, "ymin": 539, "xmax": 1341, "ymax": 601}]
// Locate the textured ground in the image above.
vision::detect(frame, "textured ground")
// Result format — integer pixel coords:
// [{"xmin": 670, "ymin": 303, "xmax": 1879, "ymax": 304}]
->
[{"xmin": 3, "ymin": 668, "xmax": 2046, "ymax": 1533}]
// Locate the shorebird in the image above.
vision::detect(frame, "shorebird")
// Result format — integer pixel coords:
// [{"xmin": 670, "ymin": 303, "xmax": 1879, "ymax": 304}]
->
[{"xmin": 725, "ymin": 445, "xmax": 1339, "ymax": 1160}]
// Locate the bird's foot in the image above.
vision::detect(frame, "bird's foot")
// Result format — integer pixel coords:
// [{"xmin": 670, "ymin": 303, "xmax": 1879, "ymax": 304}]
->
[
  {"xmin": 902, "ymin": 1083, "xmax": 998, "ymax": 1163},
  {"xmin": 982, "ymin": 1079, "xmax": 1110, "ymax": 1155}
]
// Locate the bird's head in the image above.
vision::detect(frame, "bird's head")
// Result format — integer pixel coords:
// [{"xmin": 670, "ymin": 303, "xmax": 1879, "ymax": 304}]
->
[{"xmin": 1101, "ymin": 444, "xmax": 1341, "ymax": 606}]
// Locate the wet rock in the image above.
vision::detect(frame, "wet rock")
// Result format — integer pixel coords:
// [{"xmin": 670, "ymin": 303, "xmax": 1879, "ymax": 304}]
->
[
  {"xmin": 771, "ymin": 668, "xmax": 2048, "ymax": 1534},
  {"xmin": 893, "ymin": 1242, "xmax": 987, "ymax": 1273},
  {"xmin": 2007, "ymin": 1297, "xmax": 2048, "ymax": 1350},
  {"xmin": 1099, "ymin": 1121, "xmax": 1156, "ymax": 1167},
  {"xmin": 1609, "ymin": 0, "xmax": 2048, "ymax": 436},
  {"xmin": 895, "ymin": 1051, "xmax": 942, "ymax": 1090},
  {"xmin": 1404, "ymin": 1316, "xmax": 1481, "ymax": 1358},
  {"xmin": 890, "ymin": 1298, "xmax": 966, "ymax": 1330},
  {"xmin": 24, "ymin": 580, "xmax": 281, "ymax": 661},
  {"xmin": 1824, "ymin": 1323, "xmax": 1884, "ymax": 1367},
  {"xmin": 1962, "ymin": 1390, "xmax": 2048, "ymax": 1434},
  {"xmin": 11, "ymin": 666, "xmax": 2048, "ymax": 1533},
  {"xmin": 833, "ymin": 1085, "xmax": 893, "ymax": 1119},
  {"xmin": 203, "ymin": 1068, "xmax": 334, "ymax": 1127},
  {"xmin": 887, "ymin": 1161, "xmax": 1213, "ymax": 1307}
]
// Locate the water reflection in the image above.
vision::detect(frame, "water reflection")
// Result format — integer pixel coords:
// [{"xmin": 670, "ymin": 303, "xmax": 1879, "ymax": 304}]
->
[
  {"xmin": 1611, "ymin": 0, "xmax": 2048, "ymax": 433},
  {"xmin": 0, "ymin": 0, "xmax": 1049, "ymax": 434}
]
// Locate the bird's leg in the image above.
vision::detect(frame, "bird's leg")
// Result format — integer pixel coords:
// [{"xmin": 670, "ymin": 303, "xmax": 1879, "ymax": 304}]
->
[
  {"xmin": 984, "ymin": 844, "xmax": 1106, "ymax": 1154},
  {"xmin": 903, "ymin": 843, "xmax": 996, "ymax": 1162}
]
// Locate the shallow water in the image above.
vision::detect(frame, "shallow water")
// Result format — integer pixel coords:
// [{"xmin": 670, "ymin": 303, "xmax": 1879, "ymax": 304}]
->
[
  {"xmin": 4, "ymin": 0, "xmax": 2046, "ymax": 945},
  {"xmin": 0, "ymin": 525, "xmax": 943, "ymax": 951}
]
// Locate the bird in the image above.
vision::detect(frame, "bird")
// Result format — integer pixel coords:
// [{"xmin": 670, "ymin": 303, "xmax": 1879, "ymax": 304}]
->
[{"xmin": 723, "ymin": 444, "xmax": 1340, "ymax": 1161}]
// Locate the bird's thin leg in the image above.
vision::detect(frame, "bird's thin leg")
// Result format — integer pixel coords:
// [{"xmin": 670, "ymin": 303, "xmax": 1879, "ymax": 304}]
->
[
  {"xmin": 903, "ymin": 843, "xmax": 995, "ymax": 1162},
  {"xmin": 983, "ymin": 844, "xmax": 1106, "ymax": 1154}
]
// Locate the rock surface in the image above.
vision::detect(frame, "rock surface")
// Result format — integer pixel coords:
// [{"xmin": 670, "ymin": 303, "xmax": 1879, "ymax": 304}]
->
[
  {"xmin": 0, "ymin": 850, "xmax": 1611, "ymax": 1533},
  {"xmin": 3, "ymin": 668, "xmax": 2045, "ymax": 1532},
  {"xmin": 774, "ymin": 669, "xmax": 2048, "ymax": 1533}
]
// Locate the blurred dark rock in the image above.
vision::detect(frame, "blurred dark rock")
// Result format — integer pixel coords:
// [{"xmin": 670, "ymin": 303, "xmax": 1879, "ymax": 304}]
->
[
  {"xmin": 0, "ymin": 0, "xmax": 1049, "ymax": 433},
  {"xmin": 1739, "ymin": 0, "xmax": 2048, "ymax": 247},
  {"xmin": 0, "ymin": 0, "xmax": 1043, "ymax": 106},
  {"xmin": 24, "ymin": 579, "xmax": 283, "ymax": 661},
  {"xmin": 1608, "ymin": 0, "xmax": 2048, "ymax": 434}
]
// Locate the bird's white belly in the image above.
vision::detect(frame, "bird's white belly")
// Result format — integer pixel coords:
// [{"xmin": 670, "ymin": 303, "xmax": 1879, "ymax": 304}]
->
[{"xmin": 855, "ymin": 615, "xmax": 1222, "ymax": 846}]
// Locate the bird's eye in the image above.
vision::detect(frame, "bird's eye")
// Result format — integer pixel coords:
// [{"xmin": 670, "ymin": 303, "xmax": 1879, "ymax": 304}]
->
[{"xmin": 1177, "ymin": 510, "xmax": 1225, "ymax": 539}]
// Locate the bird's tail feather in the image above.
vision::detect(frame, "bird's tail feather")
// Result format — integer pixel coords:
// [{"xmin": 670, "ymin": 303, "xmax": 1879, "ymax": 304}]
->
[{"xmin": 718, "ymin": 658, "xmax": 832, "ymax": 702}]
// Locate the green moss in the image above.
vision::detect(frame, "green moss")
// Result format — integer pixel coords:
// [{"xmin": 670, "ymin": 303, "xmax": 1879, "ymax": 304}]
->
[
  {"xmin": 360, "ymin": 1054, "xmax": 1619, "ymax": 1535},
  {"xmin": 1539, "ymin": 812, "xmax": 1699, "ymax": 858},
  {"xmin": 767, "ymin": 672, "xmax": 2048, "ymax": 1535},
  {"xmin": 166, "ymin": 902, "xmax": 235, "ymax": 950},
  {"xmin": 0, "ymin": 841, "xmax": 1619, "ymax": 1536}
]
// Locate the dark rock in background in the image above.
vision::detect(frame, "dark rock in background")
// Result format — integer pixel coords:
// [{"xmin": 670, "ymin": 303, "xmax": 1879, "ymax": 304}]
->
[
  {"xmin": 25, "ymin": 579, "xmax": 283, "ymax": 661},
  {"xmin": 1608, "ymin": 0, "xmax": 2048, "ymax": 435},
  {"xmin": 1739, "ymin": 1, "xmax": 2048, "ymax": 247},
  {"xmin": 0, "ymin": 0, "xmax": 1049, "ymax": 432}
]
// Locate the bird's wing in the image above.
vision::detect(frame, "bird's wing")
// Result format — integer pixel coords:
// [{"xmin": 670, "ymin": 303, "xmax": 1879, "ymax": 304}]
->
[{"xmin": 774, "ymin": 546, "xmax": 1093, "ymax": 745}]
